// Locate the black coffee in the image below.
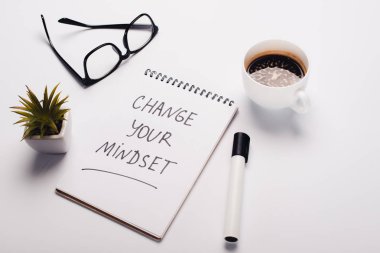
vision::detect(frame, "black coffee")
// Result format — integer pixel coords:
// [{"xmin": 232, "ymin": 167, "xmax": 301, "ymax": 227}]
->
[{"xmin": 247, "ymin": 54, "xmax": 305, "ymax": 87}]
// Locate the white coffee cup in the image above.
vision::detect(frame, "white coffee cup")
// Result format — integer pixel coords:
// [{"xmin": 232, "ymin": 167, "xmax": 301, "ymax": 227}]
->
[{"xmin": 242, "ymin": 40, "xmax": 310, "ymax": 113}]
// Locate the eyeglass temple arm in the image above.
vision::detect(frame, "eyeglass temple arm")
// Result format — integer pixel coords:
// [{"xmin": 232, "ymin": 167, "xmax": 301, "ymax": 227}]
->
[
  {"xmin": 41, "ymin": 15, "xmax": 84, "ymax": 83},
  {"xmin": 58, "ymin": 18, "xmax": 154, "ymax": 30}
]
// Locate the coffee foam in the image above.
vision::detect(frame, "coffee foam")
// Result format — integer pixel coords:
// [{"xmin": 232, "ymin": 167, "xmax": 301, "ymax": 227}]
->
[
  {"xmin": 244, "ymin": 50, "xmax": 307, "ymax": 75},
  {"xmin": 246, "ymin": 51, "xmax": 307, "ymax": 87}
]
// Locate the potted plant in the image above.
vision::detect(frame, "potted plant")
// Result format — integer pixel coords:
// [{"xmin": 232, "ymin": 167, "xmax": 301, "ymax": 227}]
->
[{"xmin": 11, "ymin": 84, "xmax": 71, "ymax": 154}]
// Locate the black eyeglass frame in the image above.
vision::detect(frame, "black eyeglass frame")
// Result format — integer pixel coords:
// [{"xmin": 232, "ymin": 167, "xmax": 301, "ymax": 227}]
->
[{"xmin": 41, "ymin": 14, "xmax": 159, "ymax": 87}]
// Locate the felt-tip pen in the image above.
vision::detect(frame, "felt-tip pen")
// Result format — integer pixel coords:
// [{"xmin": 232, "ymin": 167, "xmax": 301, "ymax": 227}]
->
[{"xmin": 224, "ymin": 132, "xmax": 250, "ymax": 243}]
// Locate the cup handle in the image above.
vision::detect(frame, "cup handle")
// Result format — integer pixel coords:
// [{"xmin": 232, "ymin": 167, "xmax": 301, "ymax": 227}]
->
[{"xmin": 291, "ymin": 90, "xmax": 310, "ymax": 113}]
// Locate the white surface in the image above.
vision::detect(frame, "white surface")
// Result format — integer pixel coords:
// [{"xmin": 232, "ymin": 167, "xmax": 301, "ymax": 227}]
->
[
  {"xmin": 1, "ymin": 0, "xmax": 380, "ymax": 252},
  {"xmin": 224, "ymin": 155, "xmax": 246, "ymax": 241},
  {"xmin": 56, "ymin": 66, "xmax": 236, "ymax": 239}
]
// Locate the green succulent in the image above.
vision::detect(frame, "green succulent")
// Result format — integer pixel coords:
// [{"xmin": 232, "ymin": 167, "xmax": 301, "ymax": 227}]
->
[{"xmin": 11, "ymin": 84, "xmax": 69, "ymax": 140}]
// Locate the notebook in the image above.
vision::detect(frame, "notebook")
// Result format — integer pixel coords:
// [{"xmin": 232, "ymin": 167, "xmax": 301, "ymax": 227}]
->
[{"xmin": 56, "ymin": 66, "xmax": 237, "ymax": 240}]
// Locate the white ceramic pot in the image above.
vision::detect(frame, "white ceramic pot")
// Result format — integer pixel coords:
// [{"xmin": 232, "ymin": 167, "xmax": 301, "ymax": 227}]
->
[{"xmin": 24, "ymin": 112, "xmax": 71, "ymax": 154}]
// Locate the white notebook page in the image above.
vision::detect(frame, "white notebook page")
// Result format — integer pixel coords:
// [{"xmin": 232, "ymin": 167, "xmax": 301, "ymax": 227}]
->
[{"xmin": 57, "ymin": 65, "xmax": 237, "ymax": 240}]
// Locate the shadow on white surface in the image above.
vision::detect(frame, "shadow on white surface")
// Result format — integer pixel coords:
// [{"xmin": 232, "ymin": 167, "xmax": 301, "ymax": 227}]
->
[
  {"xmin": 29, "ymin": 153, "xmax": 65, "ymax": 177},
  {"xmin": 58, "ymin": 28, "xmax": 95, "ymax": 40},
  {"xmin": 246, "ymin": 99, "xmax": 302, "ymax": 136},
  {"xmin": 224, "ymin": 241, "xmax": 238, "ymax": 251}
]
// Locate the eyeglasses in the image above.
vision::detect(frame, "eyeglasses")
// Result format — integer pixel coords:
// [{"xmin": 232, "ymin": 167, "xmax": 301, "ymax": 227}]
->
[{"xmin": 41, "ymin": 14, "xmax": 159, "ymax": 87}]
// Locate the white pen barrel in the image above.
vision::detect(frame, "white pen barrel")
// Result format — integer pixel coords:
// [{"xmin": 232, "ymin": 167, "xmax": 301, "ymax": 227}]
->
[{"xmin": 224, "ymin": 155, "xmax": 246, "ymax": 242}]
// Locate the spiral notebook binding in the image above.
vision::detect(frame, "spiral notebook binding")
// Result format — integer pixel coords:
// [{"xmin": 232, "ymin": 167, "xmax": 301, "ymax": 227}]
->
[{"xmin": 144, "ymin": 69, "xmax": 235, "ymax": 106}]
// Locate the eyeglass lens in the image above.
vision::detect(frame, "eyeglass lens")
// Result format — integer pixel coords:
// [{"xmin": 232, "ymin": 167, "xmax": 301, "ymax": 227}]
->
[
  {"xmin": 84, "ymin": 15, "xmax": 154, "ymax": 80},
  {"xmin": 127, "ymin": 15, "xmax": 154, "ymax": 51},
  {"xmin": 86, "ymin": 45, "xmax": 121, "ymax": 79}
]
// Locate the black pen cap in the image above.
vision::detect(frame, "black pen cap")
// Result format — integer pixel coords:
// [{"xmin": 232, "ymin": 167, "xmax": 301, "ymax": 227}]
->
[{"xmin": 231, "ymin": 132, "xmax": 250, "ymax": 163}]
